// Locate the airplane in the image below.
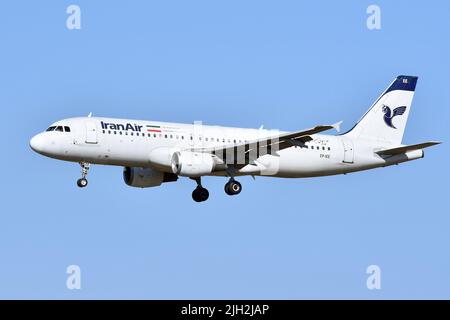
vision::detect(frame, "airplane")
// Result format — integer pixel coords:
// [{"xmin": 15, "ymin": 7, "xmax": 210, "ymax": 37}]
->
[{"xmin": 30, "ymin": 75, "xmax": 440, "ymax": 202}]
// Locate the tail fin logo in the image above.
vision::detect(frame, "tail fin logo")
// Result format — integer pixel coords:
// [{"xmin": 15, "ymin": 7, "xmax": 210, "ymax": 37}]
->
[{"xmin": 382, "ymin": 105, "xmax": 407, "ymax": 129}]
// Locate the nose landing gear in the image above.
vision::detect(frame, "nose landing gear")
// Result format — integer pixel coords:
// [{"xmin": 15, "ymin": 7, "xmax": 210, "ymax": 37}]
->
[
  {"xmin": 191, "ymin": 177, "xmax": 209, "ymax": 202},
  {"xmin": 77, "ymin": 162, "xmax": 90, "ymax": 188}
]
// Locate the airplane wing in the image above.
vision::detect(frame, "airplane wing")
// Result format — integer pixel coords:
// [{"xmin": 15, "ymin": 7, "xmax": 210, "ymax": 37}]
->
[
  {"xmin": 193, "ymin": 121, "xmax": 343, "ymax": 166},
  {"xmin": 375, "ymin": 141, "xmax": 441, "ymax": 156}
]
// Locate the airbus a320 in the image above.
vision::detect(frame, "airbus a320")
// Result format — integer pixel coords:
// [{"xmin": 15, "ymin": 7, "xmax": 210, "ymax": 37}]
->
[{"xmin": 30, "ymin": 76, "xmax": 440, "ymax": 202}]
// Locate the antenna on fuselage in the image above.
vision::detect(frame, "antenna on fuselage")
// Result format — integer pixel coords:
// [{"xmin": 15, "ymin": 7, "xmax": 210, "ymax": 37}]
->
[{"xmin": 87, "ymin": 112, "xmax": 92, "ymax": 118}]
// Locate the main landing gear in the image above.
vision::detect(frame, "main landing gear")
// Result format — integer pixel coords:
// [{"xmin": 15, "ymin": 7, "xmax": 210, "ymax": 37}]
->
[
  {"xmin": 190, "ymin": 177, "xmax": 243, "ymax": 202},
  {"xmin": 191, "ymin": 177, "xmax": 209, "ymax": 202},
  {"xmin": 224, "ymin": 179, "xmax": 242, "ymax": 196},
  {"xmin": 77, "ymin": 162, "xmax": 90, "ymax": 188}
]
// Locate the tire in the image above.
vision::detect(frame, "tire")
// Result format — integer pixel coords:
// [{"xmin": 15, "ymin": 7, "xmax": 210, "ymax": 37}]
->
[
  {"xmin": 192, "ymin": 189, "xmax": 201, "ymax": 202},
  {"xmin": 225, "ymin": 180, "xmax": 242, "ymax": 196},
  {"xmin": 198, "ymin": 187, "xmax": 209, "ymax": 202},
  {"xmin": 224, "ymin": 182, "xmax": 232, "ymax": 195},
  {"xmin": 77, "ymin": 178, "xmax": 88, "ymax": 188},
  {"xmin": 192, "ymin": 187, "xmax": 209, "ymax": 202}
]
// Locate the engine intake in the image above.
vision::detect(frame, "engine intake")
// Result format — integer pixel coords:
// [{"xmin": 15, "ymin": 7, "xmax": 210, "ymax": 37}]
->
[{"xmin": 123, "ymin": 167, "xmax": 178, "ymax": 188}]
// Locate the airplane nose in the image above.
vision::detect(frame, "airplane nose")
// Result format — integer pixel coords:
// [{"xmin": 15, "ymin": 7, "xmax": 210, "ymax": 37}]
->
[{"xmin": 30, "ymin": 134, "xmax": 46, "ymax": 154}]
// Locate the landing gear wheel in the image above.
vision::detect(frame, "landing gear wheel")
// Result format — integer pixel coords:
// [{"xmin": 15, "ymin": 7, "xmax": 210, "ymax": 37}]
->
[
  {"xmin": 77, "ymin": 178, "xmax": 88, "ymax": 188},
  {"xmin": 77, "ymin": 162, "xmax": 90, "ymax": 188},
  {"xmin": 190, "ymin": 177, "xmax": 209, "ymax": 202},
  {"xmin": 225, "ymin": 180, "xmax": 242, "ymax": 196},
  {"xmin": 192, "ymin": 187, "xmax": 209, "ymax": 202}
]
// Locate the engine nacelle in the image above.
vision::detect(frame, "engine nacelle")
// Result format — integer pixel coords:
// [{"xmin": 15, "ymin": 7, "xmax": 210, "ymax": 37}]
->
[
  {"xmin": 171, "ymin": 151, "xmax": 216, "ymax": 177},
  {"xmin": 123, "ymin": 167, "xmax": 178, "ymax": 188},
  {"xmin": 149, "ymin": 147, "xmax": 179, "ymax": 171}
]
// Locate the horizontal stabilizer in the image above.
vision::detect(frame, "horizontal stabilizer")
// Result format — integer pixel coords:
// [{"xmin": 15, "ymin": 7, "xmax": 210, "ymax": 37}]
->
[{"xmin": 375, "ymin": 141, "xmax": 441, "ymax": 156}]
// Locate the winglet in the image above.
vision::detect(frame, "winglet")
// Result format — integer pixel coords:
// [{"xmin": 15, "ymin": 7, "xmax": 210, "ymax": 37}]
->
[{"xmin": 332, "ymin": 121, "xmax": 343, "ymax": 133}]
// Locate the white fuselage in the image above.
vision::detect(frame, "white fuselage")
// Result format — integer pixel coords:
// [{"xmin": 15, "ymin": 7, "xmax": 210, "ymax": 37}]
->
[{"xmin": 29, "ymin": 116, "xmax": 423, "ymax": 178}]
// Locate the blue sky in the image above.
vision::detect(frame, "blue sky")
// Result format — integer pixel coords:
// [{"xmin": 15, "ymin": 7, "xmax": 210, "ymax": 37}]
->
[{"xmin": 0, "ymin": 1, "xmax": 449, "ymax": 299}]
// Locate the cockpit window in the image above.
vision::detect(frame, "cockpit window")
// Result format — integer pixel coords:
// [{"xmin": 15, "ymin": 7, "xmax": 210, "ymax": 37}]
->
[{"xmin": 46, "ymin": 125, "xmax": 70, "ymax": 132}]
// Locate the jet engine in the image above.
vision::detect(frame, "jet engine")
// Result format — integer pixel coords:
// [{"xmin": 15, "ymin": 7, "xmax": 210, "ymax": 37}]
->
[
  {"xmin": 123, "ymin": 167, "xmax": 178, "ymax": 188},
  {"xmin": 171, "ymin": 151, "xmax": 216, "ymax": 177}
]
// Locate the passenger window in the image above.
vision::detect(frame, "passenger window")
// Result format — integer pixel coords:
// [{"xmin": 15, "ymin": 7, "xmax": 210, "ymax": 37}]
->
[
  {"xmin": 64, "ymin": 126, "xmax": 71, "ymax": 132},
  {"xmin": 328, "ymin": 147, "xmax": 331, "ymax": 151},
  {"xmin": 55, "ymin": 126, "xmax": 63, "ymax": 132},
  {"xmin": 322, "ymin": 147, "xmax": 325, "ymax": 150},
  {"xmin": 316, "ymin": 146, "xmax": 319, "ymax": 150},
  {"xmin": 131, "ymin": 132, "xmax": 134, "ymax": 136}
]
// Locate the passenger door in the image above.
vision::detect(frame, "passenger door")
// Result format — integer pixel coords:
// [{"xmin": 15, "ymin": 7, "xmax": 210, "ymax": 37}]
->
[
  {"xmin": 85, "ymin": 121, "xmax": 98, "ymax": 144},
  {"xmin": 342, "ymin": 138, "xmax": 354, "ymax": 163}
]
